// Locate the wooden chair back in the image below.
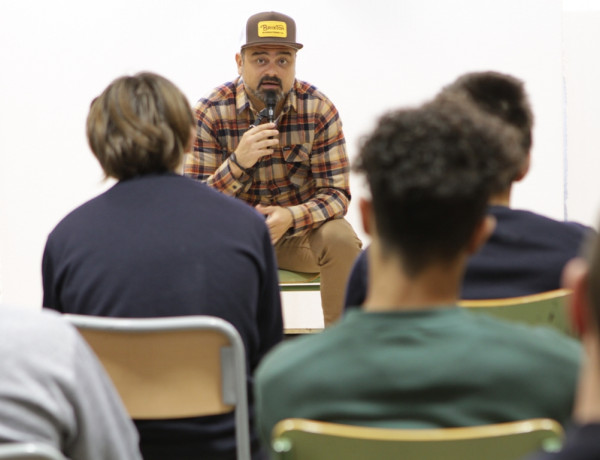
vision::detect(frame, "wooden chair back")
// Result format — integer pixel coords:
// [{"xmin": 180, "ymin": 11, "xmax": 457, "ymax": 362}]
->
[{"xmin": 64, "ymin": 314, "xmax": 251, "ymax": 460}]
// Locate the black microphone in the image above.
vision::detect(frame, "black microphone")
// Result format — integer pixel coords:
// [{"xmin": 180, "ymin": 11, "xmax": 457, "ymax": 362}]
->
[
  {"xmin": 265, "ymin": 91, "xmax": 277, "ymax": 123},
  {"xmin": 252, "ymin": 110, "xmax": 266, "ymax": 127}
]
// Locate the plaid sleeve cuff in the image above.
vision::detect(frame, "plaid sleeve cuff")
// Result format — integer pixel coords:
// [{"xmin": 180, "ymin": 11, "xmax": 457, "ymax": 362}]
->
[
  {"xmin": 285, "ymin": 203, "xmax": 312, "ymax": 237},
  {"xmin": 211, "ymin": 158, "xmax": 253, "ymax": 196}
]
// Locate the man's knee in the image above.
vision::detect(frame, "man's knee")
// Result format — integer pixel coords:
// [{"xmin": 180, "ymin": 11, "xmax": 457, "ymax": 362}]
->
[{"xmin": 315, "ymin": 219, "xmax": 362, "ymax": 253}]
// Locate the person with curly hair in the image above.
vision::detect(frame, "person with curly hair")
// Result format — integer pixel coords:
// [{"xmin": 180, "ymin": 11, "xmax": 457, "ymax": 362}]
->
[
  {"xmin": 254, "ymin": 96, "xmax": 580, "ymax": 451},
  {"xmin": 345, "ymin": 71, "xmax": 594, "ymax": 308}
]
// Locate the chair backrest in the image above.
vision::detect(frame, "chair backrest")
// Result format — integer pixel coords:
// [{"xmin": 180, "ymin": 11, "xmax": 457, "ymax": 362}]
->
[
  {"xmin": 0, "ymin": 443, "xmax": 67, "ymax": 460},
  {"xmin": 63, "ymin": 314, "xmax": 251, "ymax": 460},
  {"xmin": 459, "ymin": 289, "xmax": 574, "ymax": 337},
  {"xmin": 271, "ymin": 418, "xmax": 564, "ymax": 460}
]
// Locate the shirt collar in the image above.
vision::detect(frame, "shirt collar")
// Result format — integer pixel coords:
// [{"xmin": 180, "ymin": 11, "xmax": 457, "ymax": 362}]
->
[{"xmin": 235, "ymin": 77, "xmax": 298, "ymax": 118}]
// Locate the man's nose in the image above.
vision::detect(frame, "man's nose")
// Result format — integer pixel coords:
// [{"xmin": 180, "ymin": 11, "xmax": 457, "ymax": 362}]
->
[{"xmin": 264, "ymin": 62, "xmax": 279, "ymax": 76}]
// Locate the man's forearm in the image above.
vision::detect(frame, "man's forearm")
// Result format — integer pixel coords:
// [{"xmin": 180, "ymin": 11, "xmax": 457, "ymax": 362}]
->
[{"xmin": 285, "ymin": 188, "xmax": 350, "ymax": 237}]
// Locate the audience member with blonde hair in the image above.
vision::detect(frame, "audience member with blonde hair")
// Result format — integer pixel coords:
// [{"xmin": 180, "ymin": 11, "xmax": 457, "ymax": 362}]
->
[{"xmin": 42, "ymin": 72, "xmax": 282, "ymax": 460}]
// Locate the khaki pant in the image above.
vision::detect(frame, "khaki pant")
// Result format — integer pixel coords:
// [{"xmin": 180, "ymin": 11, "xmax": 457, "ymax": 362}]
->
[{"xmin": 275, "ymin": 218, "xmax": 362, "ymax": 326}]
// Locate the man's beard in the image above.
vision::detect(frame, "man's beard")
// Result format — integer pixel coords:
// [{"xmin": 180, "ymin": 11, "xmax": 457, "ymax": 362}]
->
[{"xmin": 250, "ymin": 76, "xmax": 285, "ymax": 105}]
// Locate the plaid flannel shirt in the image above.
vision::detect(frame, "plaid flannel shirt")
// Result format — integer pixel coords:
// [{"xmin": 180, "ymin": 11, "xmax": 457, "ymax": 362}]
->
[{"xmin": 184, "ymin": 77, "xmax": 351, "ymax": 238}]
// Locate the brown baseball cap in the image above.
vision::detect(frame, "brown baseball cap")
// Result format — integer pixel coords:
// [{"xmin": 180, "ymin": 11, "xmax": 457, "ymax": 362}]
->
[{"xmin": 241, "ymin": 11, "xmax": 303, "ymax": 51}]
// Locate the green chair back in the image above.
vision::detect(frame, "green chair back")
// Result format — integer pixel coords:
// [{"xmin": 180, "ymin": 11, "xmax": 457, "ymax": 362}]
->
[
  {"xmin": 271, "ymin": 418, "xmax": 564, "ymax": 460},
  {"xmin": 460, "ymin": 289, "xmax": 574, "ymax": 337}
]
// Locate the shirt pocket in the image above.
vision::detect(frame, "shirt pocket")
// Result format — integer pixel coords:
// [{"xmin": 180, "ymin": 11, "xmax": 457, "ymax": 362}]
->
[{"xmin": 282, "ymin": 144, "xmax": 311, "ymax": 188}]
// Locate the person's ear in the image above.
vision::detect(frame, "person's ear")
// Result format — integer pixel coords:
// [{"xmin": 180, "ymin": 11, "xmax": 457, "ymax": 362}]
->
[
  {"xmin": 359, "ymin": 197, "xmax": 373, "ymax": 236},
  {"xmin": 235, "ymin": 53, "xmax": 243, "ymax": 76},
  {"xmin": 563, "ymin": 258, "xmax": 591, "ymax": 337},
  {"xmin": 515, "ymin": 155, "xmax": 531, "ymax": 182},
  {"xmin": 466, "ymin": 215, "xmax": 496, "ymax": 255}
]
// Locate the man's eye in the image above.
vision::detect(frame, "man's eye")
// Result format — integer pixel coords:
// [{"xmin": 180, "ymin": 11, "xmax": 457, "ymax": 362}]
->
[
  {"xmin": 256, "ymin": 58, "xmax": 266, "ymax": 65},
  {"xmin": 279, "ymin": 59, "xmax": 288, "ymax": 65}
]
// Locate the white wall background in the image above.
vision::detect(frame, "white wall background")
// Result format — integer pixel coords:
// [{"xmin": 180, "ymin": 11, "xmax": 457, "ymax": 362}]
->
[
  {"xmin": 0, "ymin": 0, "xmax": 597, "ymax": 310},
  {"xmin": 563, "ymin": 2, "xmax": 600, "ymax": 227}
]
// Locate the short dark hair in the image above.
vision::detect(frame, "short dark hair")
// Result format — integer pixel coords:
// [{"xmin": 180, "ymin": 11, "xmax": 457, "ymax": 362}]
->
[
  {"xmin": 354, "ymin": 96, "xmax": 519, "ymax": 276},
  {"xmin": 439, "ymin": 71, "xmax": 533, "ymax": 189},
  {"xmin": 87, "ymin": 72, "xmax": 194, "ymax": 180}
]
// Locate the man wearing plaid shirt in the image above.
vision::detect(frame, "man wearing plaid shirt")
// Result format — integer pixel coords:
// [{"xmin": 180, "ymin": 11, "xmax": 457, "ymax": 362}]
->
[{"xmin": 184, "ymin": 11, "xmax": 362, "ymax": 326}]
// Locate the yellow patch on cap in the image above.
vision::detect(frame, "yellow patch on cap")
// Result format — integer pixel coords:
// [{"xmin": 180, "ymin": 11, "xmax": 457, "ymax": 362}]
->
[{"xmin": 257, "ymin": 21, "xmax": 287, "ymax": 38}]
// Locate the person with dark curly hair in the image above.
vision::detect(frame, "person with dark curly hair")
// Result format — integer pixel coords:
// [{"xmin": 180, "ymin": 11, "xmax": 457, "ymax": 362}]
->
[
  {"xmin": 254, "ymin": 97, "xmax": 580, "ymax": 451},
  {"xmin": 345, "ymin": 71, "xmax": 594, "ymax": 308},
  {"xmin": 448, "ymin": 71, "xmax": 594, "ymax": 299},
  {"xmin": 42, "ymin": 72, "xmax": 282, "ymax": 460}
]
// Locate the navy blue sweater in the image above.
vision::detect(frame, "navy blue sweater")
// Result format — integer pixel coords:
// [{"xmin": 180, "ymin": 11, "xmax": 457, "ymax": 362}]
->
[
  {"xmin": 344, "ymin": 205, "xmax": 593, "ymax": 308},
  {"xmin": 43, "ymin": 173, "xmax": 282, "ymax": 460}
]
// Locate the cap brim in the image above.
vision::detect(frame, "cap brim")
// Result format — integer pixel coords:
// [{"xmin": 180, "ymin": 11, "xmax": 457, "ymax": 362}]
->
[{"xmin": 241, "ymin": 41, "xmax": 303, "ymax": 51}]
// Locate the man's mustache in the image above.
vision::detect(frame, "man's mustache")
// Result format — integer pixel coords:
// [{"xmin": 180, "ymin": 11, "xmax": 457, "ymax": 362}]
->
[{"xmin": 259, "ymin": 77, "xmax": 282, "ymax": 87}]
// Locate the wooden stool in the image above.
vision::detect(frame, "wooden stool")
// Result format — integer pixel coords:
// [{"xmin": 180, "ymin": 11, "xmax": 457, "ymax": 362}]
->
[{"xmin": 278, "ymin": 269, "xmax": 321, "ymax": 292}]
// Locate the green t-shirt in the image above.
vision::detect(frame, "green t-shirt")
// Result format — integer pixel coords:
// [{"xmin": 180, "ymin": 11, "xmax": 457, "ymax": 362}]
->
[{"xmin": 255, "ymin": 307, "xmax": 581, "ymax": 446}]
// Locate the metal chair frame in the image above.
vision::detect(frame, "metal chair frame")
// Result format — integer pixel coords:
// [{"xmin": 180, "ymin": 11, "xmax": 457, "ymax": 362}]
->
[{"xmin": 0, "ymin": 443, "xmax": 67, "ymax": 460}]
